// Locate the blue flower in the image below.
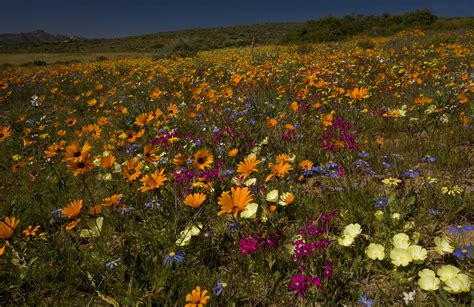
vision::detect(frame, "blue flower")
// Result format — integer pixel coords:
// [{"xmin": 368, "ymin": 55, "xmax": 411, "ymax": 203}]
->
[
  {"xmin": 453, "ymin": 246, "xmax": 472, "ymax": 259},
  {"xmin": 358, "ymin": 294, "xmax": 374, "ymax": 307},
  {"xmin": 163, "ymin": 251, "xmax": 185, "ymax": 266},
  {"xmin": 214, "ymin": 282, "xmax": 228, "ymax": 296},
  {"xmin": 404, "ymin": 168, "xmax": 420, "ymax": 178},
  {"xmin": 448, "ymin": 225, "xmax": 474, "ymax": 235},
  {"xmin": 421, "ymin": 155, "xmax": 437, "ymax": 163},
  {"xmin": 373, "ymin": 197, "xmax": 388, "ymax": 209},
  {"xmin": 106, "ymin": 257, "xmax": 122, "ymax": 269},
  {"xmin": 355, "ymin": 159, "xmax": 372, "ymax": 168},
  {"xmin": 358, "ymin": 151, "xmax": 369, "ymax": 158},
  {"xmin": 50, "ymin": 209, "xmax": 62, "ymax": 218},
  {"xmin": 145, "ymin": 199, "xmax": 160, "ymax": 209},
  {"xmin": 203, "ymin": 231, "xmax": 212, "ymax": 239}
]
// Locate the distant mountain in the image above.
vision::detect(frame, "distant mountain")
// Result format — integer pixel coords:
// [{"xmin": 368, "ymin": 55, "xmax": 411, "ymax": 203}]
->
[{"xmin": 0, "ymin": 30, "xmax": 84, "ymax": 44}]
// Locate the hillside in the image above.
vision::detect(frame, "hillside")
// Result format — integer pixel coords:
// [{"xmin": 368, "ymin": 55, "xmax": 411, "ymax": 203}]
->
[
  {"xmin": 0, "ymin": 10, "xmax": 473, "ymax": 56},
  {"xmin": 0, "ymin": 30, "xmax": 83, "ymax": 44}
]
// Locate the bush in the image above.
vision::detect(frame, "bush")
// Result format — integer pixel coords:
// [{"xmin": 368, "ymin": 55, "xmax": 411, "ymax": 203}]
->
[
  {"xmin": 33, "ymin": 60, "xmax": 47, "ymax": 66},
  {"xmin": 95, "ymin": 56, "xmax": 109, "ymax": 62}
]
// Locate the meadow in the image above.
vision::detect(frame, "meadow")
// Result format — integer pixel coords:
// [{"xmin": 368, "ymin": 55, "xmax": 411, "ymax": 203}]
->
[{"xmin": 0, "ymin": 29, "xmax": 473, "ymax": 305}]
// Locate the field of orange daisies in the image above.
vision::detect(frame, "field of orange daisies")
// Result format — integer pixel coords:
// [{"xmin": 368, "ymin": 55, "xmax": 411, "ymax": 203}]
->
[{"xmin": 0, "ymin": 30, "xmax": 473, "ymax": 305}]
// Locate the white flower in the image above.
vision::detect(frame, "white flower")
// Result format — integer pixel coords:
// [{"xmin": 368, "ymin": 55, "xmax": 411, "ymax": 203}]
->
[{"xmin": 402, "ymin": 290, "xmax": 416, "ymax": 305}]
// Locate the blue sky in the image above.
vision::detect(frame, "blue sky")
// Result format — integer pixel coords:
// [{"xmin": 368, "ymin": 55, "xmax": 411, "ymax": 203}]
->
[{"xmin": 1, "ymin": 0, "xmax": 473, "ymax": 38}]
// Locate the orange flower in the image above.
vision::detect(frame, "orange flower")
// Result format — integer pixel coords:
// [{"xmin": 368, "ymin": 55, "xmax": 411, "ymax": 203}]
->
[
  {"xmin": 265, "ymin": 162, "xmax": 293, "ymax": 182},
  {"xmin": 122, "ymin": 159, "xmax": 143, "ymax": 181},
  {"xmin": 139, "ymin": 169, "xmax": 168, "ymax": 192},
  {"xmin": 23, "ymin": 225, "xmax": 41, "ymax": 238},
  {"xmin": 217, "ymin": 187, "xmax": 254, "ymax": 219},
  {"xmin": 266, "ymin": 118, "xmax": 278, "ymax": 127},
  {"xmin": 143, "ymin": 144, "xmax": 159, "ymax": 163},
  {"xmin": 185, "ymin": 286, "xmax": 210, "ymax": 307},
  {"xmin": 348, "ymin": 87, "xmax": 368, "ymax": 101},
  {"xmin": 101, "ymin": 154, "xmax": 116, "ymax": 169},
  {"xmin": 173, "ymin": 153, "xmax": 186, "ymax": 168},
  {"xmin": 62, "ymin": 199, "xmax": 83, "ymax": 218},
  {"xmin": 183, "ymin": 193, "xmax": 207, "ymax": 208},
  {"xmin": 103, "ymin": 194, "xmax": 123, "ymax": 207},
  {"xmin": 0, "ymin": 217, "xmax": 20, "ymax": 240},
  {"xmin": 299, "ymin": 160, "xmax": 314, "ymax": 170},
  {"xmin": 228, "ymin": 148, "xmax": 238, "ymax": 158},
  {"xmin": 194, "ymin": 149, "xmax": 213, "ymax": 170},
  {"xmin": 88, "ymin": 205, "xmax": 103, "ymax": 216},
  {"xmin": 63, "ymin": 141, "xmax": 92, "ymax": 162},
  {"xmin": 237, "ymin": 156, "xmax": 261, "ymax": 179},
  {"xmin": 0, "ymin": 126, "xmax": 12, "ymax": 143},
  {"xmin": 322, "ymin": 113, "xmax": 333, "ymax": 130},
  {"xmin": 66, "ymin": 219, "xmax": 80, "ymax": 231},
  {"xmin": 167, "ymin": 104, "xmax": 178, "ymax": 117},
  {"xmin": 66, "ymin": 155, "xmax": 94, "ymax": 176}
]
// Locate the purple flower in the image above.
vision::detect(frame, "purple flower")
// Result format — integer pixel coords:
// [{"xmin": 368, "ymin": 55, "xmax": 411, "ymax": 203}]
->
[{"xmin": 289, "ymin": 274, "xmax": 308, "ymax": 296}]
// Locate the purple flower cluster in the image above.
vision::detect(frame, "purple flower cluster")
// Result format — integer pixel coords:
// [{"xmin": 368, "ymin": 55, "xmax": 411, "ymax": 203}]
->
[
  {"xmin": 320, "ymin": 115, "xmax": 358, "ymax": 152},
  {"xmin": 239, "ymin": 233, "xmax": 280, "ymax": 256},
  {"xmin": 289, "ymin": 274, "xmax": 322, "ymax": 296},
  {"xmin": 289, "ymin": 212, "xmax": 336, "ymax": 297}
]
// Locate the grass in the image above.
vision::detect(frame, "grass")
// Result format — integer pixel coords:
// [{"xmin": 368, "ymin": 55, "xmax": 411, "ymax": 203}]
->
[
  {"xmin": 0, "ymin": 52, "xmax": 153, "ymax": 66},
  {"xmin": 0, "ymin": 28, "xmax": 472, "ymax": 305}
]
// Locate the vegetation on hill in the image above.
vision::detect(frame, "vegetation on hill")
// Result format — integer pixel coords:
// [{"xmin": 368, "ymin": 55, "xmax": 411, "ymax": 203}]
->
[{"xmin": 0, "ymin": 10, "xmax": 472, "ymax": 56}]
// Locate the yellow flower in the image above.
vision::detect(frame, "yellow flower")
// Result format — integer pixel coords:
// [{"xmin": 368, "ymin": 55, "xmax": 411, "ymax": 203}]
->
[
  {"xmin": 338, "ymin": 235, "xmax": 355, "ymax": 247},
  {"xmin": 443, "ymin": 273, "xmax": 471, "ymax": 294},
  {"xmin": 185, "ymin": 286, "xmax": 210, "ymax": 307},
  {"xmin": 382, "ymin": 177, "xmax": 402, "ymax": 186},
  {"xmin": 240, "ymin": 203, "xmax": 258, "ymax": 219},
  {"xmin": 266, "ymin": 190, "xmax": 279, "ymax": 202},
  {"xmin": 434, "ymin": 236, "xmax": 454, "ymax": 255},
  {"xmin": 390, "ymin": 248, "xmax": 412, "ymax": 267},
  {"xmin": 343, "ymin": 223, "xmax": 362, "ymax": 238},
  {"xmin": 365, "ymin": 243, "xmax": 385, "ymax": 260},
  {"xmin": 437, "ymin": 265, "xmax": 460, "ymax": 282},
  {"xmin": 418, "ymin": 273, "xmax": 440, "ymax": 291},
  {"xmin": 408, "ymin": 245, "xmax": 427, "ymax": 262},
  {"xmin": 392, "ymin": 233, "xmax": 410, "ymax": 249}
]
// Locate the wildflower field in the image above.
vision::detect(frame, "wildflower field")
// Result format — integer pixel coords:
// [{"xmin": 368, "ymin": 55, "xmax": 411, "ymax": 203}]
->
[{"xmin": 0, "ymin": 30, "xmax": 473, "ymax": 305}]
